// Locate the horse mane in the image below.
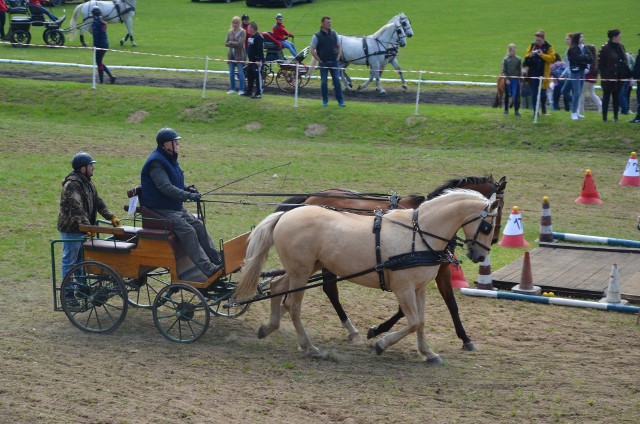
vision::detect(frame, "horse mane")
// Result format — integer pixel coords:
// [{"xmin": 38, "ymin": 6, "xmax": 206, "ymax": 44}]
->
[
  {"xmin": 426, "ymin": 175, "xmax": 495, "ymax": 200},
  {"xmin": 372, "ymin": 22, "xmax": 397, "ymax": 38}
]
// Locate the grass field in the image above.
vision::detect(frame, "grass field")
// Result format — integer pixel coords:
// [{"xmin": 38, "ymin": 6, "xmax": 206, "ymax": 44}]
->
[{"xmin": 1, "ymin": 0, "xmax": 638, "ymax": 82}]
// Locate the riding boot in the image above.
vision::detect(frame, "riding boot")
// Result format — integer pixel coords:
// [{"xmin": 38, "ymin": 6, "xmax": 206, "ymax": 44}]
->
[
  {"xmin": 104, "ymin": 66, "xmax": 116, "ymax": 84},
  {"xmin": 98, "ymin": 69, "xmax": 104, "ymax": 84}
]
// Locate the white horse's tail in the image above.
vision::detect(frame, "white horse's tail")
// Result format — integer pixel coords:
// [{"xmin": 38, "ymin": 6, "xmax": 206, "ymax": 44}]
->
[
  {"xmin": 234, "ymin": 212, "xmax": 285, "ymax": 301},
  {"xmin": 68, "ymin": 4, "xmax": 83, "ymax": 40}
]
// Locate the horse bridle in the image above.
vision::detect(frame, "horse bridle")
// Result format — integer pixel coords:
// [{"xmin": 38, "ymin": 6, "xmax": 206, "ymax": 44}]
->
[
  {"xmin": 398, "ymin": 17, "xmax": 413, "ymax": 38},
  {"xmin": 459, "ymin": 204, "xmax": 498, "ymax": 254}
]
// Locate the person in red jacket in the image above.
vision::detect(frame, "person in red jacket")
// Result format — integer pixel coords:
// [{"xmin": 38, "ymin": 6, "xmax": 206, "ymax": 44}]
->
[
  {"xmin": 28, "ymin": 0, "xmax": 61, "ymax": 23},
  {"xmin": 272, "ymin": 13, "xmax": 297, "ymax": 57}
]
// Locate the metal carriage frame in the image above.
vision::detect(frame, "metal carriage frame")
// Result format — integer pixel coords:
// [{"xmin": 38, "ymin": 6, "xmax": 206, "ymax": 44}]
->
[{"xmin": 5, "ymin": 1, "xmax": 66, "ymax": 47}]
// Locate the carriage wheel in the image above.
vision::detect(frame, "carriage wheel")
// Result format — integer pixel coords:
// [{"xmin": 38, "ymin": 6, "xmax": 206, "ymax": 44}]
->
[
  {"xmin": 207, "ymin": 275, "xmax": 250, "ymax": 318},
  {"xmin": 276, "ymin": 67, "xmax": 309, "ymax": 92},
  {"xmin": 153, "ymin": 283, "xmax": 210, "ymax": 343},
  {"xmin": 262, "ymin": 62, "xmax": 275, "ymax": 87},
  {"xmin": 10, "ymin": 30, "xmax": 31, "ymax": 48},
  {"xmin": 126, "ymin": 268, "xmax": 171, "ymax": 309},
  {"xmin": 43, "ymin": 29, "xmax": 65, "ymax": 47},
  {"xmin": 60, "ymin": 261, "xmax": 128, "ymax": 334}
]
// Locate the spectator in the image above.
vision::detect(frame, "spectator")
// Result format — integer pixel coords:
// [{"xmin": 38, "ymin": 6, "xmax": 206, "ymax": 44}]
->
[
  {"xmin": 141, "ymin": 127, "xmax": 223, "ymax": 282},
  {"xmin": 91, "ymin": 7, "xmax": 116, "ymax": 84},
  {"xmin": 631, "ymin": 37, "xmax": 640, "ymax": 124},
  {"xmin": 560, "ymin": 33, "xmax": 574, "ymax": 113},
  {"xmin": 241, "ymin": 14, "xmax": 250, "ymax": 50},
  {"xmin": 310, "ymin": 16, "xmax": 345, "ymax": 107},
  {"xmin": 28, "ymin": 0, "xmax": 60, "ymax": 22},
  {"xmin": 501, "ymin": 43, "xmax": 522, "ymax": 116},
  {"xmin": 550, "ymin": 53, "xmax": 571, "ymax": 111},
  {"xmin": 598, "ymin": 29, "xmax": 629, "ymax": 122},
  {"xmin": 567, "ymin": 32, "xmax": 592, "ymax": 120},
  {"xmin": 225, "ymin": 16, "xmax": 246, "ymax": 96},
  {"xmin": 245, "ymin": 22, "xmax": 264, "ymax": 99},
  {"xmin": 57, "ymin": 152, "xmax": 120, "ymax": 279},
  {"xmin": 619, "ymin": 51, "xmax": 635, "ymax": 114},
  {"xmin": 0, "ymin": 0, "xmax": 7, "ymax": 41},
  {"xmin": 272, "ymin": 13, "xmax": 297, "ymax": 57},
  {"xmin": 524, "ymin": 30, "xmax": 555, "ymax": 116},
  {"xmin": 579, "ymin": 44, "xmax": 603, "ymax": 114}
]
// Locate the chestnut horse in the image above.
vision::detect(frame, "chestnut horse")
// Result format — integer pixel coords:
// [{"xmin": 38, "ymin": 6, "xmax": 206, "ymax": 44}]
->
[
  {"xmin": 236, "ymin": 190, "xmax": 500, "ymax": 361},
  {"xmin": 275, "ymin": 175, "xmax": 507, "ymax": 350}
]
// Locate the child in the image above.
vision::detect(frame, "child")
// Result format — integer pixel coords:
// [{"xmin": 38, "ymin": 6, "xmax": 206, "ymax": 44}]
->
[{"xmin": 501, "ymin": 43, "xmax": 522, "ymax": 116}]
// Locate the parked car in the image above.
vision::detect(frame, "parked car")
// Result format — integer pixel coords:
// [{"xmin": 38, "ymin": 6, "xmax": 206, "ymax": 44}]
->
[{"xmin": 246, "ymin": 0, "xmax": 315, "ymax": 8}]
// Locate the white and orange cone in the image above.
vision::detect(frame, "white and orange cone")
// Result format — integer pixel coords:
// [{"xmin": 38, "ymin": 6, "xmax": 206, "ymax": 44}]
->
[
  {"xmin": 599, "ymin": 264, "xmax": 628, "ymax": 304},
  {"xmin": 499, "ymin": 206, "xmax": 530, "ymax": 247},
  {"xmin": 511, "ymin": 251, "xmax": 541, "ymax": 295},
  {"xmin": 476, "ymin": 255, "xmax": 494, "ymax": 290},
  {"xmin": 619, "ymin": 152, "xmax": 640, "ymax": 186},
  {"xmin": 539, "ymin": 196, "xmax": 553, "ymax": 243},
  {"xmin": 575, "ymin": 169, "xmax": 603, "ymax": 204}
]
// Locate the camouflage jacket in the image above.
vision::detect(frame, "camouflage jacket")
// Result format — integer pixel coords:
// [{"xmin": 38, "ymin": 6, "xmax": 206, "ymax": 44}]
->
[{"xmin": 57, "ymin": 171, "xmax": 115, "ymax": 233}]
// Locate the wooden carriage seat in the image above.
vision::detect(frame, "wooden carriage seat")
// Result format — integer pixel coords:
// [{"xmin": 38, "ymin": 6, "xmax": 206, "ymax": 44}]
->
[{"xmin": 80, "ymin": 225, "xmax": 137, "ymax": 254}]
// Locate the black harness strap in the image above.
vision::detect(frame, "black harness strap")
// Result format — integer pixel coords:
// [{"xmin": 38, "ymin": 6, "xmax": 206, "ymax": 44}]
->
[
  {"xmin": 372, "ymin": 210, "xmax": 389, "ymax": 291},
  {"xmin": 362, "ymin": 37, "xmax": 370, "ymax": 66}
]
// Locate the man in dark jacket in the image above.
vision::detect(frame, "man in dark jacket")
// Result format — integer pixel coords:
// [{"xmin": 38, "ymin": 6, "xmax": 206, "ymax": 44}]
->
[
  {"xmin": 57, "ymin": 152, "xmax": 120, "ymax": 278},
  {"xmin": 141, "ymin": 127, "xmax": 222, "ymax": 282},
  {"xmin": 310, "ymin": 16, "xmax": 345, "ymax": 107},
  {"xmin": 598, "ymin": 29, "xmax": 629, "ymax": 122},
  {"xmin": 245, "ymin": 22, "xmax": 264, "ymax": 99}
]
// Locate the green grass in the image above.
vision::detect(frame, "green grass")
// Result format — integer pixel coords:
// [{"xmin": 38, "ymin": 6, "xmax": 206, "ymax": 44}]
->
[
  {"xmin": 1, "ymin": 77, "xmax": 638, "ymax": 283},
  {"xmin": 1, "ymin": 0, "xmax": 637, "ymax": 82}
]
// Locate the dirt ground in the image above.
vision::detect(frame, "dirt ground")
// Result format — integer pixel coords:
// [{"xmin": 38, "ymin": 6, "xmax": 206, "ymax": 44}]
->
[{"xmin": 1, "ymin": 274, "xmax": 639, "ymax": 423}]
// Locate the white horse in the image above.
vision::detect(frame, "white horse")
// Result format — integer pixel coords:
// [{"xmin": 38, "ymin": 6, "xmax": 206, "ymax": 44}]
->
[
  {"xmin": 309, "ymin": 20, "xmax": 406, "ymax": 94},
  {"xmin": 343, "ymin": 13, "xmax": 414, "ymax": 92},
  {"xmin": 69, "ymin": 0, "xmax": 137, "ymax": 47}
]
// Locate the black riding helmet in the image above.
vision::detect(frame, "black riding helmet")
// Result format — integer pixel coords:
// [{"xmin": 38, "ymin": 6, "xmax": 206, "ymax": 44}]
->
[
  {"xmin": 156, "ymin": 127, "xmax": 182, "ymax": 144},
  {"xmin": 72, "ymin": 152, "xmax": 96, "ymax": 170},
  {"xmin": 241, "ymin": 14, "xmax": 250, "ymax": 21},
  {"xmin": 91, "ymin": 6, "xmax": 102, "ymax": 17}
]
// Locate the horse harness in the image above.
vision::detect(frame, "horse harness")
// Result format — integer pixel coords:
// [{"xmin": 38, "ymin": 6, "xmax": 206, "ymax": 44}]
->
[
  {"xmin": 83, "ymin": 0, "xmax": 135, "ymax": 23},
  {"xmin": 360, "ymin": 37, "xmax": 401, "ymax": 67},
  {"xmin": 371, "ymin": 205, "xmax": 495, "ymax": 292}
]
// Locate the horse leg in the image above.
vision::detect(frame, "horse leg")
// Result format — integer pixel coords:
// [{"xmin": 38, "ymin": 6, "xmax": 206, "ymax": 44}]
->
[
  {"xmin": 436, "ymin": 264, "xmax": 475, "ymax": 351},
  {"xmin": 391, "ymin": 59, "xmax": 407, "ymax": 90},
  {"xmin": 414, "ymin": 285, "xmax": 442, "ymax": 364},
  {"xmin": 258, "ymin": 275, "xmax": 288, "ymax": 339},
  {"xmin": 123, "ymin": 18, "xmax": 137, "ymax": 47},
  {"xmin": 374, "ymin": 289, "xmax": 425, "ymax": 356},
  {"xmin": 287, "ymin": 288, "xmax": 321, "ymax": 356},
  {"xmin": 80, "ymin": 33, "xmax": 87, "ymax": 48},
  {"xmin": 373, "ymin": 68, "xmax": 386, "ymax": 94},
  {"xmin": 366, "ymin": 307, "xmax": 404, "ymax": 339},
  {"xmin": 357, "ymin": 70, "xmax": 373, "ymax": 91},
  {"xmin": 322, "ymin": 270, "xmax": 361, "ymax": 342}
]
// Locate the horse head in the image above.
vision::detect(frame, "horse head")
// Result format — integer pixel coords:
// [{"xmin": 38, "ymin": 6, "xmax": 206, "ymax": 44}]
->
[
  {"xmin": 389, "ymin": 13, "xmax": 413, "ymax": 39},
  {"xmin": 374, "ymin": 22, "xmax": 406, "ymax": 48},
  {"xmin": 456, "ymin": 192, "xmax": 500, "ymax": 263}
]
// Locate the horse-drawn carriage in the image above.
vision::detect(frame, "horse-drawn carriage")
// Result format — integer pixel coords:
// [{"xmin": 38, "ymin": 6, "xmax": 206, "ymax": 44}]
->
[
  {"xmin": 51, "ymin": 186, "xmax": 252, "ymax": 343},
  {"xmin": 4, "ymin": 0, "xmax": 66, "ymax": 47},
  {"xmin": 260, "ymin": 34, "xmax": 311, "ymax": 92}
]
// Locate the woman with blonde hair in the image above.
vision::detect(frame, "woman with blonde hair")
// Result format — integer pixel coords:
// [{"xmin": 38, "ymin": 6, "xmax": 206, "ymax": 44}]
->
[{"xmin": 225, "ymin": 16, "xmax": 247, "ymax": 95}]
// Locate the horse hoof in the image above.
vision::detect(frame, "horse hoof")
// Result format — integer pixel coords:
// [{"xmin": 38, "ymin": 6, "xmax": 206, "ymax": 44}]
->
[
  {"xmin": 348, "ymin": 332, "xmax": 362, "ymax": 343},
  {"xmin": 367, "ymin": 326, "xmax": 378, "ymax": 340},
  {"xmin": 374, "ymin": 340, "xmax": 385, "ymax": 355},
  {"xmin": 81, "ymin": 44, "xmax": 87, "ymax": 48},
  {"xmin": 120, "ymin": 39, "xmax": 124, "ymax": 46},
  {"xmin": 462, "ymin": 341, "xmax": 476, "ymax": 351},
  {"xmin": 131, "ymin": 42, "xmax": 138, "ymax": 47},
  {"xmin": 257, "ymin": 325, "xmax": 269, "ymax": 339},
  {"xmin": 308, "ymin": 347, "xmax": 322, "ymax": 358},
  {"xmin": 402, "ymin": 85, "xmax": 408, "ymax": 90},
  {"xmin": 426, "ymin": 356, "xmax": 443, "ymax": 365}
]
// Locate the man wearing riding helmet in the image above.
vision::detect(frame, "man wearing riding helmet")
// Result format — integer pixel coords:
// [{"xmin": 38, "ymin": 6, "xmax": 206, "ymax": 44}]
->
[
  {"xmin": 272, "ymin": 13, "xmax": 297, "ymax": 57},
  {"xmin": 91, "ymin": 6, "xmax": 116, "ymax": 84},
  {"xmin": 57, "ymin": 152, "xmax": 120, "ymax": 278},
  {"xmin": 141, "ymin": 127, "xmax": 223, "ymax": 281},
  {"xmin": 241, "ymin": 14, "xmax": 250, "ymax": 49}
]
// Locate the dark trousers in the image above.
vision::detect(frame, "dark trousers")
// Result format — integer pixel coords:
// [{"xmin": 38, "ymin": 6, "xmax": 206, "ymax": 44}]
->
[
  {"xmin": 601, "ymin": 80, "xmax": 622, "ymax": 121},
  {"xmin": 246, "ymin": 63, "xmax": 263, "ymax": 96},
  {"xmin": 529, "ymin": 77, "xmax": 547, "ymax": 114},
  {"xmin": 635, "ymin": 82, "xmax": 640, "ymax": 120},
  {"xmin": 553, "ymin": 80, "xmax": 572, "ymax": 111},
  {"xmin": 504, "ymin": 78, "xmax": 520, "ymax": 112},
  {"xmin": 0, "ymin": 12, "xmax": 6, "ymax": 39},
  {"xmin": 95, "ymin": 49, "xmax": 113, "ymax": 83}
]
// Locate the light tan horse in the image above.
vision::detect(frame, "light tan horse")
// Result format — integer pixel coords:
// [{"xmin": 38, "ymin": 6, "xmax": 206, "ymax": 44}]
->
[{"xmin": 235, "ymin": 190, "xmax": 499, "ymax": 363}]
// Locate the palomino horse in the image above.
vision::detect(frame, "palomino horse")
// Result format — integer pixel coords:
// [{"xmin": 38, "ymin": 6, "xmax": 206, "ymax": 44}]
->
[
  {"xmin": 275, "ymin": 175, "xmax": 507, "ymax": 350},
  {"xmin": 345, "ymin": 13, "xmax": 414, "ymax": 92},
  {"xmin": 309, "ymin": 20, "xmax": 407, "ymax": 94},
  {"xmin": 236, "ymin": 190, "xmax": 500, "ymax": 361},
  {"xmin": 69, "ymin": 0, "xmax": 137, "ymax": 47}
]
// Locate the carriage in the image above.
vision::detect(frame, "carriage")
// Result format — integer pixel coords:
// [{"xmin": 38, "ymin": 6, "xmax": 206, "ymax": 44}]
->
[
  {"xmin": 51, "ymin": 186, "xmax": 253, "ymax": 343},
  {"xmin": 260, "ymin": 36, "xmax": 311, "ymax": 92},
  {"xmin": 5, "ymin": 1, "xmax": 66, "ymax": 47}
]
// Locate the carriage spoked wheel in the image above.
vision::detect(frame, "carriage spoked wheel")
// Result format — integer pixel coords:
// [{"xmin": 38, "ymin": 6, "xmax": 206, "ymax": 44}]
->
[
  {"xmin": 9, "ymin": 30, "xmax": 31, "ymax": 48},
  {"xmin": 152, "ymin": 283, "xmax": 210, "ymax": 343},
  {"xmin": 43, "ymin": 29, "xmax": 65, "ymax": 47},
  {"xmin": 60, "ymin": 261, "xmax": 128, "ymax": 334},
  {"xmin": 262, "ymin": 62, "xmax": 275, "ymax": 87},
  {"xmin": 276, "ymin": 66, "xmax": 310, "ymax": 92},
  {"xmin": 125, "ymin": 268, "xmax": 171, "ymax": 309},
  {"xmin": 205, "ymin": 276, "xmax": 250, "ymax": 318}
]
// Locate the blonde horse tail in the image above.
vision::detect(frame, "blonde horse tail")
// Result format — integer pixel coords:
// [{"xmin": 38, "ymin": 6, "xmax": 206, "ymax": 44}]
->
[
  {"xmin": 69, "ymin": 4, "xmax": 82, "ymax": 40},
  {"xmin": 234, "ymin": 212, "xmax": 285, "ymax": 301}
]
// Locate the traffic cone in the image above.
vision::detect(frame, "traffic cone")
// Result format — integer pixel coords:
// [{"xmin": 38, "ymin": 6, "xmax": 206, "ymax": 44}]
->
[
  {"xmin": 499, "ymin": 206, "xmax": 530, "ymax": 247},
  {"xmin": 450, "ymin": 259, "xmax": 469, "ymax": 288},
  {"xmin": 599, "ymin": 264, "xmax": 628, "ymax": 304},
  {"xmin": 512, "ymin": 251, "xmax": 541, "ymax": 295},
  {"xmin": 476, "ymin": 254, "xmax": 494, "ymax": 290},
  {"xmin": 575, "ymin": 169, "xmax": 603, "ymax": 204},
  {"xmin": 539, "ymin": 196, "xmax": 553, "ymax": 242},
  {"xmin": 619, "ymin": 152, "xmax": 640, "ymax": 186}
]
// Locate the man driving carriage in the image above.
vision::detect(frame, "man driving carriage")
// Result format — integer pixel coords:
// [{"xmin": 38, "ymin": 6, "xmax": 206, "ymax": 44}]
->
[
  {"xmin": 27, "ymin": 0, "xmax": 63, "ymax": 24},
  {"xmin": 272, "ymin": 13, "xmax": 296, "ymax": 58},
  {"xmin": 57, "ymin": 152, "xmax": 121, "ymax": 279},
  {"xmin": 140, "ymin": 127, "xmax": 223, "ymax": 282}
]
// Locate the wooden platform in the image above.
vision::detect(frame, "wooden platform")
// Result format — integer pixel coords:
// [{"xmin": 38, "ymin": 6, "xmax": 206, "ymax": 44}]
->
[{"xmin": 490, "ymin": 242, "xmax": 640, "ymax": 303}]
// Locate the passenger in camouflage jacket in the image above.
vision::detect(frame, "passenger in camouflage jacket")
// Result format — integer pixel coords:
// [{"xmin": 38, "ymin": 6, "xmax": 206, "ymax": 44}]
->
[{"xmin": 57, "ymin": 152, "xmax": 119, "ymax": 278}]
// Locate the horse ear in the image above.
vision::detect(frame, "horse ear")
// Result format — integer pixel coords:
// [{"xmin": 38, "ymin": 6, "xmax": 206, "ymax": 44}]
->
[
  {"xmin": 489, "ymin": 193, "xmax": 497, "ymax": 203},
  {"xmin": 497, "ymin": 176, "xmax": 507, "ymax": 192}
]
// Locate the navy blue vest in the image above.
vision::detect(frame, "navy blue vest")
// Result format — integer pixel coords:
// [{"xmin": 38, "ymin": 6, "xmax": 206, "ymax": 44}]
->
[
  {"xmin": 140, "ymin": 147, "xmax": 184, "ymax": 210},
  {"xmin": 314, "ymin": 29, "xmax": 339, "ymax": 63}
]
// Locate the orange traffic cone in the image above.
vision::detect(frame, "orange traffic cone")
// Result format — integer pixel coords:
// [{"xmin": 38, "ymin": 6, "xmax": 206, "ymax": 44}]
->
[
  {"xmin": 619, "ymin": 152, "xmax": 640, "ymax": 186},
  {"xmin": 476, "ymin": 254, "xmax": 494, "ymax": 290},
  {"xmin": 450, "ymin": 259, "xmax": 469, "ymax": 288},
  {"xmin": 512, "ymin": 251, "xmax": 541, "ymax": 295},
  {"xmin": 575, "ymin": 169, "xmax": 603, "ymax": 204},
  {"xmin": 539, "ymin": 196, "xmax": 553, "ymax": 242},
  {"xmin": 499, "ymin": 206, "xmax": 530, "ymax": 247}
]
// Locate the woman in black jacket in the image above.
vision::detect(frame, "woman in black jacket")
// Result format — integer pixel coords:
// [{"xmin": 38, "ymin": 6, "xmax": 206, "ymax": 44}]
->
[{"xmin": 598, "ymin": 29, "xmax": 629, "ymax": 122}]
